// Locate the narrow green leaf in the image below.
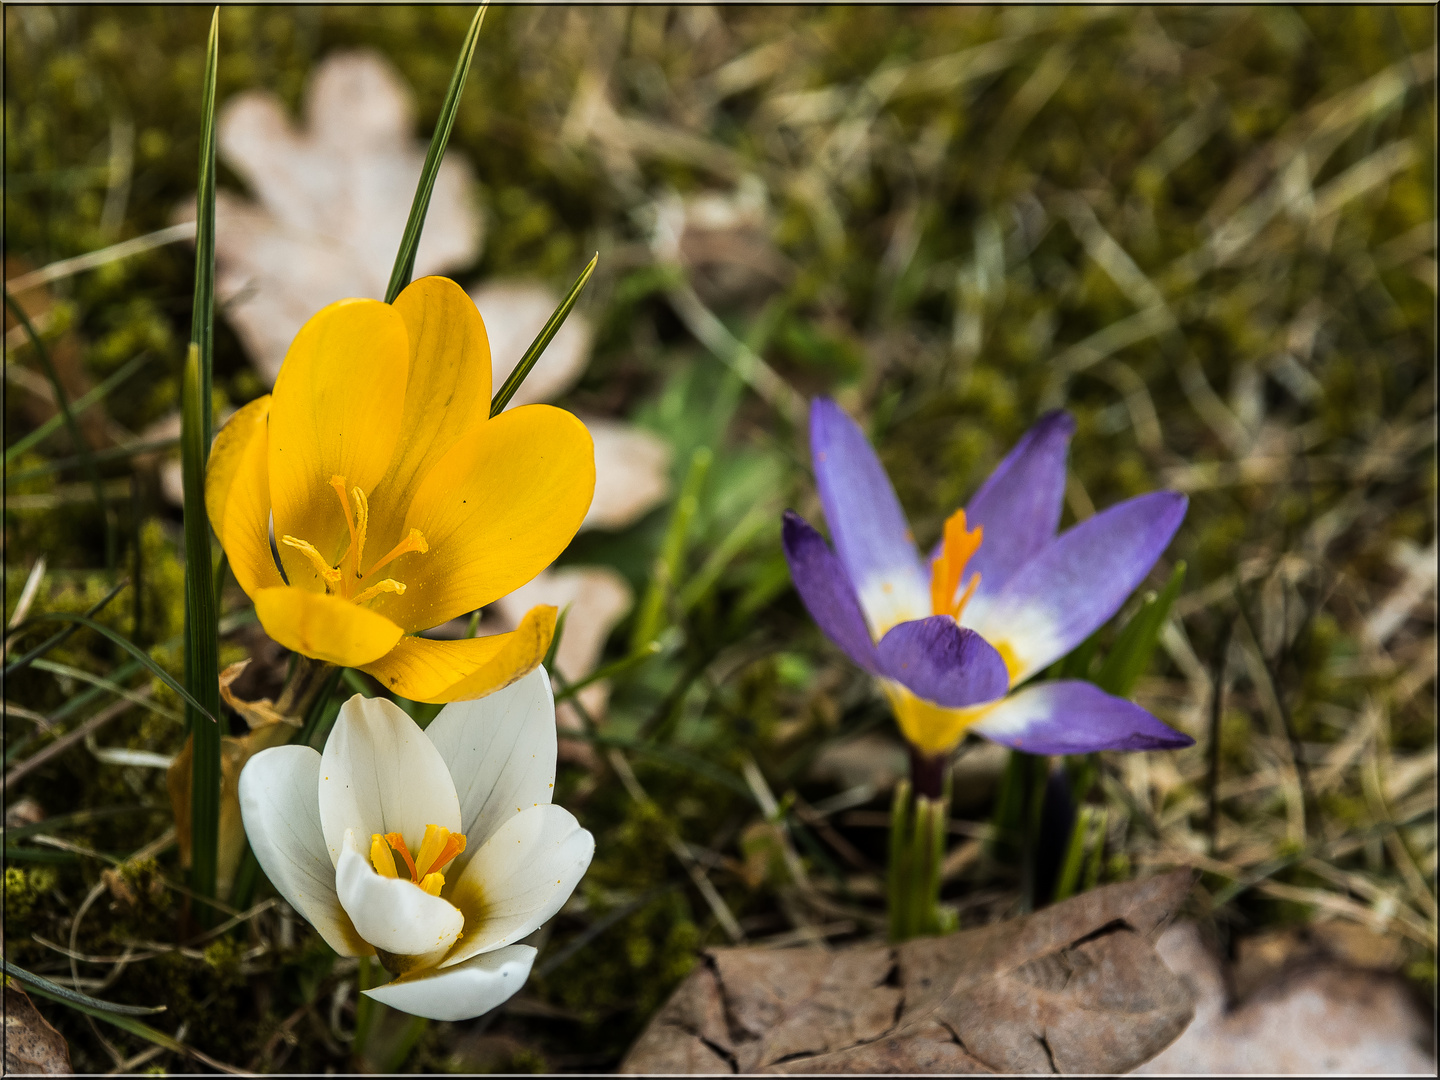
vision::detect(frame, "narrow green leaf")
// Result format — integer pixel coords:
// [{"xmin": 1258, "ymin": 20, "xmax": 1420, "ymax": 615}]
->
[
  {"xmin": 28, "ymin": 658, "xmax": 183, "ymax": 722},
  {"xmin": 191, "ymin": 7, "xmax": 220, "ymax": 447},
  {"xmin": 4, "ymin": 615, "xmax": 213, "ymax": 721},
  {"xmin": 543, "ymin": 603, "xmax": 570, "ymax": 672},
  {"xmin": 489, "ymin": 253, "xmax": 599, "ymax": 416},
  {"xmin": 1094, "ymin": 561, "xmax": 1186, "ymax": 698},
  {"xmin": 3, "ymin": 576, "xmax": 129, "ymax": 677},
  {"xmin": 182, "ymin": 345, "xmax": 222, "ymax": 913},
  {"xmin": 5, "ymin": 437, "xmax": 180, "ymax": 486},
  {"xmin": 384, "ymin": 4, "xmax": 487, "ymax": 303},
  {"xmin": 2, "ymin": 959, "xmax": 165, "ymax": 1016},
  {"xmin": 5, "ymin": 352, "xmax": 153, "ymax": 464},
  {"xmin": 631, "ymin": 445, "xmax": 711, "ymax": 652},
  {"xmin": 2, "ymin": 289, "xmax": 115, "ymax": 568}
]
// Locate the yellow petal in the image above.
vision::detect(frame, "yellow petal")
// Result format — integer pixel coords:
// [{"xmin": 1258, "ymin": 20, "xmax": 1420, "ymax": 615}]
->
[
  {"xmin": 205, "ymin": 395, "xmax": 284, "ymax": 596},
  {"xmin": 268, "ymin": 299, "xmax": 409, "ymax": 588},
  {"xmin": 882, "ymin": 680, "xmax": 996, "ymax": 757},
  {"xmin": 369, "ymin": 405, "xmax": 594, "ymax": 632},
  {"xmin": 366, "ymin": 277, "xmax": 492, "ymax": 558},
  {"xmin": 254, "ymin": 586, "xmax": 404, "ymax": 668},
  {"xmin": 361, "ymin": 604, "xmax": 556, "ymax": 703}
]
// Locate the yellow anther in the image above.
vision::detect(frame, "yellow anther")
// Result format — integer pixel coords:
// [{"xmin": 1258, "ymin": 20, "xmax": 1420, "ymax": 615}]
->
[
  {"xmin": 281, "ymin": 535, "xmax": 342, "ymax": 586},
  {"xmin": 369, "ymin": 834, "xmax": 398, "ymax": 878},
  {"xmin": 366, "ymin": 528, "xmax": 429, "ymax": 578},
  {"xmin": 419, "ymin": 872, "xmax": 445, "ymax": 896},
  {"xmin": 351, "ymin": 486, "xmax": 369, "ymax": 576},
  {"xmin": 352, "ymin": 578, "xmax": 406, "ymax": 606},
  {"xmin": 414, "ymin": 824, "xmax": 466, "ymax": 879}
]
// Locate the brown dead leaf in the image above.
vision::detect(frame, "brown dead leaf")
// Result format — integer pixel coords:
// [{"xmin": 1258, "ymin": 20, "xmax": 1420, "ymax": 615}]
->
[
  {"xmin": 218, "ymin": 659, "xmax": 291, "ymax": 729},
  {"xmin": 1138, "ymin": 920, "xmax": 1434, "ymax": 1074},
  {"xmin": 185, "ymin": 50, "xmax": 482, "ymax": 383},
  {"xmin": 621, "ymin": 870, "xmax": 1196, "ymax": 1074},
  {"xmin": 3, "ymin": 984, "xmax": 72, "ymax": 1075},
  {"xmin": 167, "ymin": 718, "xmax": 294, "ymax": 895}
]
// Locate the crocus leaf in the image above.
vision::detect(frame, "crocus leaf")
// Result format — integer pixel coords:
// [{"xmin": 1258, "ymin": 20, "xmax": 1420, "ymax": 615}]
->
[
  {"xmin": 621, "ymin": 870, "xmax": 1196, "ymax": 1074},
  {"xmin": 1094, "ymin": 561, "xmax": 1186, "ymax": 698}
]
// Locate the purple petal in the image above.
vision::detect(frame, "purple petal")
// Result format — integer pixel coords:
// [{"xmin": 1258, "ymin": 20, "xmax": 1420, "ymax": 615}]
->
[
  {"xmin": 971, "ymin": 680, "xmax": 1194, "ymax": 754},
  {"xmin": 876, "ymin": 616, "xmax": 1009, "ymax": 708},
  {"xmin": 960, "ymin": 411, "xmax": 1076, "ymax": 600},
  {"xmin": 966, "ymin": 491, "xmax": 1187, "ymax": 683},
  {"xmin": 782, "ymin": 511, "xmax": 881, "ymax": 674},
  {"xmin": 810, "ymin": 398, "xmax": 929, "ymax": 634}
]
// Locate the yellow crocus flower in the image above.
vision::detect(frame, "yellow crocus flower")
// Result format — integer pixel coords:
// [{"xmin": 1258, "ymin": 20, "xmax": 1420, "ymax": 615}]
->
[{"xmin": 205, "ymin": 276, "xmax": 595, "ymax": 702}]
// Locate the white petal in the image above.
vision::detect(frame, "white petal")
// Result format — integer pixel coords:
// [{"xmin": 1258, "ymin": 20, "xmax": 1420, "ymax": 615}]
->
[
  {"xmin": 581, "ymin": 418, "xmax": 672, "ymax": 531},
  {"xmin": 442, "ymin": 804, "xmax": 593, "ymax": 968},
  {"xmin": 423, "ymin": 667, "xmax": 558, "ymax": 866},
  {"xmin": 318, "ymin": 695, "xmax": 460, "ymax": 867},
  {"xmin": 335, "ymin": 830, "xmax": 464, "ymax": 967},
  {"xmin": 362, "ymin": 944, "xmax": 535, "ymax": 1022},
  {"xmin": 472, "ymin": 281, "xmax": 593, "ymax": 408},
  {"xmin": 238, "ymin": 746, "xmax": 369, "ymax": 957}
]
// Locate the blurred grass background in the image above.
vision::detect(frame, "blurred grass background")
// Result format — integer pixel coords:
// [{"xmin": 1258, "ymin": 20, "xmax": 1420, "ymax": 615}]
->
[{"xmin": 4, "ymin": 5, "xmax": 1435, "ymax": 1073}]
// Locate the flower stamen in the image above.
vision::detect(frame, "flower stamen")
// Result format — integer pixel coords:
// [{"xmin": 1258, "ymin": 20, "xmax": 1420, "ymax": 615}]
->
[
  {"xmin": 383, "ymin": 832, "xmax": 418, "ymax": 881},
  {"xmin": 365, "ymin": 528, "xmax": 429, "ymax": 579},
  {"xmin": 351, "ymin": 486, "xmax": 370, "ymax": 578},
  {"xmin": 414, "ymin": 824, "xmax": 466, "ymax": 879},
  {"xmin": 419, "ymin": 872, "xmax": 445, "ymax": 896},
  {"xmin": 352, "ymin": 578, "xmax": 406, "ymax": 605},
  {"xmin": 369, "ymin": 833, "xmax": 399, "ymax": 878},
  {"xmin": 281, "ymin": 535, "xmax": 342, "ymax": 587}
]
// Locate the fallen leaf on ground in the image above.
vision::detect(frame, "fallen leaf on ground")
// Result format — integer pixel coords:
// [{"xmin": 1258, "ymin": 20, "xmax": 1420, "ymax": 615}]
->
[
  {"xmin": 622, "ymin": 870, "xmax": 1196, "ymax": 1074},
  {"xmin": 471, "ymin": 280, "xmax": 673, "ymax": 531},
  {"xmin": 182, "ymin": 49, "xmax": 482, "ymax": 382},
  {"xmin": 490, "ymin": 566, "xmax": 633, "ymax": 765},
  {"xmin": 1136, "ymin": 920, "xmax": 1434, "ymax": 1074},
  {"xmin": 3, "ymin": 984, "xmax": 72, "ymax": 1075}
]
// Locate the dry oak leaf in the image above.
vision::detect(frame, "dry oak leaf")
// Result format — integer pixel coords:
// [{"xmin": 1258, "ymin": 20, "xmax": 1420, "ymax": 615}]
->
[
  {"xmin": 2, "ymin": 984, "xmax": 72, "ymax": 1075},
  {"xmin": 181, "ymin": 49, "xmax": 482, "ymax": 382},
  {"xmin": 621, "ymin": 870, "xmax": 1196, "ymax": 1075}
]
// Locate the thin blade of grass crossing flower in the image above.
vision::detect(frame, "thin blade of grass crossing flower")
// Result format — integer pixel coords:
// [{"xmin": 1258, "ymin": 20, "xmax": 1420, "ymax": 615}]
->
[
  {"xmin": 490, "ymin": 253, "xmax": 599, "ymax": 416},
  {"xmin": 2, "ymin": 289, "xmax": 116, "ymax": 569},
  {"xmin": 182, "ymin": 344, "xmax": 222, "ymax": 915},
  {"xmin": 384, "ymin": 4, "xmax": 487, "ymax": 304},
  {"xmin": 191, "ymin": 8, "xmax": 219, "ymax": 447},
  {"xmin": 1093, "ymin": 561, "xmax": 1186, "ymax": 698}
]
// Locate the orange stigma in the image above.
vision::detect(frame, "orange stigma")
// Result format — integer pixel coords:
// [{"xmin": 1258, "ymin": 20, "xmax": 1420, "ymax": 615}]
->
[{"xmin": 930, "ymin": 508, "xmax": 982, "ymax": 620}]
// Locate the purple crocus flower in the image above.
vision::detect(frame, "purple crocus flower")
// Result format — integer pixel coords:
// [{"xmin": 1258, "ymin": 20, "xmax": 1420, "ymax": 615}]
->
[{"xmin": 783, "ymin": 398, "xmax": 1194, "ymax": 758}]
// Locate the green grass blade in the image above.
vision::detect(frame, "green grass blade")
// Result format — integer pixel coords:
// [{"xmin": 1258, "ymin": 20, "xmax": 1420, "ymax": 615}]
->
[
  {"xmin": 384, "ymin": 4, "xmax": 487, "ymax": 304},
  {"xmin": 28, "ymin": 659, "xmax": 183, "ymax": 722},
  {"xmin": 1094, "ymin": 561, "xmax": 1186, "ymax": 698},
  {"xmin": 2, "ymin": 958, "xmax": 165, "ymax": 1016},
  {"xmin": 3, "ymin": 575, "xmax": 128, "ymax": 676},
  {"xmin": 4, "ymin": 615, "xmax": 213, "ymax": 720},
  {"xmin": 190, "ymin": 8, "xmax": 219, "ymax": 447},
  {"xmin": 631, "ymin": 445, "xmax": 711, "ymax": 652},
  {"xmin": 553, "ymin": 641, "xmax": 662, "ymax": 704},
  {"xmin": 3, "ymin": 289, "xmax": 115, "ymax": 568},
  {"xmin": 5, "ymin": 352, "xmax": 153, "ymax": 464},
  {"xmin": 5, "ymin": 436, "xmax": 180, "ymax": 486},
  {"xmin": 181, "ymin": 344, "xmax": 222, "ymax": 914},
  {"xmin": 489, "ymin": 253, "xmax": 599, "ymax": 415}
]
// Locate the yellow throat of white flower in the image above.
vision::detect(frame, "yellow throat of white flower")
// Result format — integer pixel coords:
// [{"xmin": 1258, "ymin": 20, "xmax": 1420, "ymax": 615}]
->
[{"xmin": 369, "ymin": 824, "xmax": 467, "ymax": 896}]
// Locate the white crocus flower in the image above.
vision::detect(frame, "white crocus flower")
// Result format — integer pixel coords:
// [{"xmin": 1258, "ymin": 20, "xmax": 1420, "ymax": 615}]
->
[{"xmin": 238, "ymin": 667, "xmax": 593, "ymax": 1022}]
